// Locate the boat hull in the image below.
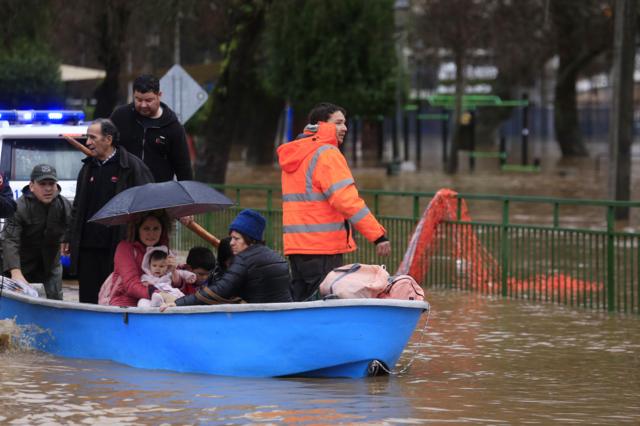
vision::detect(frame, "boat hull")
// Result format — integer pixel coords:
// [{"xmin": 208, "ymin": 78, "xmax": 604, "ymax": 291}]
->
[{"xmin": 0, "ymin": 292, "xmax": 428, "ymax": 378}]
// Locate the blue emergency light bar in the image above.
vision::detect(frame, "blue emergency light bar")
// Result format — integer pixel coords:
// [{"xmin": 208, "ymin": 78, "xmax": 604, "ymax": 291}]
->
[{"xmin": 0, "ymin": 110, "xmax": 85, "ymax": 124}]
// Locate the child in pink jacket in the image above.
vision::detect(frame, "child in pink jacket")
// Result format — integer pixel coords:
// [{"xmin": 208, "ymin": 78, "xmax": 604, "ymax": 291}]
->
[{"xmin": 137, "ymin": 246, "xmax": 196, "ymax": 308}]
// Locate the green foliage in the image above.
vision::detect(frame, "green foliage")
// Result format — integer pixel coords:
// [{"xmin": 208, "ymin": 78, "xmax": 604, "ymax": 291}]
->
[
  {"xmin": 0, "ymin": 0, "xmax": 52, "ymax": 49},
  {"xmin": 262, "ymin": 0, "xmax": 397, "ymax": 117},
  {"xmin": 0, "ymin": 40, "xmax": 63, "ymax": 108}
]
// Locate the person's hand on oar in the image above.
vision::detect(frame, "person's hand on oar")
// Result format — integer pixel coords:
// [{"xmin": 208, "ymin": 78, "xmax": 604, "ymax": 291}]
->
[{"xmin": 179, "ymin": 215, "xmax": 194, "ymax": 226}]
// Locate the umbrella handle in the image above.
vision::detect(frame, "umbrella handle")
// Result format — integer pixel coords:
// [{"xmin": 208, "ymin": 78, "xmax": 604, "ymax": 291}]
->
[
  {"xmin": 185, "ymin": 221, "xmax": 220, "ymax": 247},
  {"xmin": 61, "ymin": 134, "xmax": 94, "ymax": 157}
]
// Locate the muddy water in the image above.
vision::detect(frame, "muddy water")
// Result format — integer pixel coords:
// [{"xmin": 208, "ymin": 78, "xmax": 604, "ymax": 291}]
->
[{"xmin": 1, "ymin": 290, "xmax": 639, "ymax": 424}]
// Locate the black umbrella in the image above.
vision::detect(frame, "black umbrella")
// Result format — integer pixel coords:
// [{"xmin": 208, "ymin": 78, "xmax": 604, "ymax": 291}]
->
[{"xmin": 88, "ymin": 180, "xmax": 234, "ymax": 226}]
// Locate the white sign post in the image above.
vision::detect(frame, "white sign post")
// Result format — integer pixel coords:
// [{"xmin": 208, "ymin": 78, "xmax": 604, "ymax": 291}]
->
[{"xmin": 160, "ymin": 64, "xmax": 209, "ymax": 124}]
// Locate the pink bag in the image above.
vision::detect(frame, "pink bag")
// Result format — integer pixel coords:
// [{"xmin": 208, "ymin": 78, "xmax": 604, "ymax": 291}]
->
[
  {"xmin": 98, "ymin": 272, "xmax": 122, "ymax": 305},
  {"xmin": 99, "ymin": 245, "xmax": 138, "ymax": 305},
  {"xmin": 378, "ymin": 274, "xmax": 425, "ymax": 301},
  {"xmin": 319, "ymin": 263, "xmax": 390, "ymax": 299}
]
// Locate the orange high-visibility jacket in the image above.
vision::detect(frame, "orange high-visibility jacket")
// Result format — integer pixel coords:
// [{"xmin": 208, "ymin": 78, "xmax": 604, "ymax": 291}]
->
[{"xmin": 277, "ymin": 122, "xmax": 386, "ymax": 255}]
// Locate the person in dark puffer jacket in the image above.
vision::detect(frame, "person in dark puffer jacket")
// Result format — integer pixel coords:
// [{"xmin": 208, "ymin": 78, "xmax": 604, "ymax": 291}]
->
[{"xmin": 162, "ymin": 209, "xmax": 292, "ymax": 308}]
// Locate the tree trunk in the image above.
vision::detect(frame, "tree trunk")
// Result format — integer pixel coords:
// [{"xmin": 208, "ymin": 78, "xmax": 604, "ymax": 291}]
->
[
  {"xmin": 446, "ymin": 49, "xmax": 465, "ymax": 174},
  {"xmin": 360, "ymin": 118, "xmax": 383, "ymax": 166},
  {"xmin": 93, "ymin": 1, "xmax": 131, "ymax": 118},
  {"xmin": 245, "ymin": 93, "xmax": 284, "ymax": 165},
  {"xmin": 196, "ymin": 2, "xmax": 273, "ymax": 183},
  {"xmin": 554, "ymin": 52, "xmax": 589, "ymax": 157},
  {"xmin": 93, "ymin": 65, "xmax": 121, "ymax": 119},
  {"xmin": 475, "ymin": 76, "xmax": 516, "ymax": 148},
  {"xmin": 608, "ymin": 0, "xmax": 637, "ymax": 219}
]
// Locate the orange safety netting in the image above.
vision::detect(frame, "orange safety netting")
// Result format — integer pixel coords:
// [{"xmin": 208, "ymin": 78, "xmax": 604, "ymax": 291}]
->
[{"xmin": 397, "ymin": 189, "xmax": 601, "ymax": 298}]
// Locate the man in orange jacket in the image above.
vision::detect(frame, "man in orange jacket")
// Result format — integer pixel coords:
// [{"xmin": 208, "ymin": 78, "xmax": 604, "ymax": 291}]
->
[{"xmin": 277, "ymin": 102, "xmax": 391, "ymax": 301}]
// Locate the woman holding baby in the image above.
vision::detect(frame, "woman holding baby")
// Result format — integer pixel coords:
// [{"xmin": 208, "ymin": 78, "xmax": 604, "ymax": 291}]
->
[{"xmin": 109, "ymin": 210, "xmax": 184, "ymax": 307}]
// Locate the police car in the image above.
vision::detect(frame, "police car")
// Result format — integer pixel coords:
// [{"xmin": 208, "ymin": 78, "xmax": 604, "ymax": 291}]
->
[{"xmin": 0, "ymin": 110, "xmax": 88, "ymax": 202}]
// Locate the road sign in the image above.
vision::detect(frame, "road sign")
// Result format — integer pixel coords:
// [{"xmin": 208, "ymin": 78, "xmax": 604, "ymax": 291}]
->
[{"xmin": 160, "ymin": 64, "xmax": 208, "ymax": 124}]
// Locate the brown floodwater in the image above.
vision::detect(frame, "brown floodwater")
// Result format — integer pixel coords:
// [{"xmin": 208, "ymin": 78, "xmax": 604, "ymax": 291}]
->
[{"xmin": 1, "ymin": 289, "xmax": 638, "ymax": 424}]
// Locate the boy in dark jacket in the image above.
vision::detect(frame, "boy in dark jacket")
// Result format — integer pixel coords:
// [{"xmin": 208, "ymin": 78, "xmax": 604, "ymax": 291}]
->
[
  {"xmin": 1, "ymin": 165, "xmax": 71, "ymax": 300},
  {"xmin": 177, "ymin": 246, "xmax": 216, "ymax": 295},
  {"xmin": 110, "ymin": 74, "xmax": 192, "ymax": 182}
]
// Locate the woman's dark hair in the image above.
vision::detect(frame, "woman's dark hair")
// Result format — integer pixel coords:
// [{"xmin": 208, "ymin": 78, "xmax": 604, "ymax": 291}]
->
[
  {"xmin": 216, "ymin": 237, "xmax": 233, "ymax": 271},
  {"xmin": 231, "ymin": 230, "xmax": 263, "ymax": 247},
  {"xmin": 307, "ymin": 102, "xmax": 347, "ymax": 124},
  {"xmin": 127, "ymin": 209, "xmax": 172, "ymax": 244},
  {"xmin": 92, "ymin": 118, "xmax": 120, "ymax": 146}
]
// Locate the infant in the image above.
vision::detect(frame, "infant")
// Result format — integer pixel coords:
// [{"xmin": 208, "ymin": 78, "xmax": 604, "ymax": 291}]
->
[{"xmin": 137, "ymin": 246, "xmax": 196, "ymax": 308}]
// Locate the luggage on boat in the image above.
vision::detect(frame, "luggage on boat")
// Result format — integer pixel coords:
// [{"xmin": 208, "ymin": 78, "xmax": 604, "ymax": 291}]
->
[
  {"xmin": 319, "ymin": 263, "xmax": 389, "ymax": 299},
  {"xmin": 378, "ymin": 274, "xmax": 425, "ymax": 301}
]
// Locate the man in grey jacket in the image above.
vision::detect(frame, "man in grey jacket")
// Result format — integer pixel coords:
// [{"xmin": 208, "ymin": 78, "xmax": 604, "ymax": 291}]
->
[{"xmin": 1, "ymin": 164, "xmax": 72, "ymax": 300}]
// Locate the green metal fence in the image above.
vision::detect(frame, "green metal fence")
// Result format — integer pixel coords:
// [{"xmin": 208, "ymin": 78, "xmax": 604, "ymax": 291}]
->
[{"xmin": 173, "ymin": 184, "xmax": 640, "ymax": 314}]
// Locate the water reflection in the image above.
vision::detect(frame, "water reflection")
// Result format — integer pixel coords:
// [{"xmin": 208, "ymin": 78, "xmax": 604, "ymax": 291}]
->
[
  {"xmin": 2, "ymin": 291, "xmax": 639, "ymax": 424},
  {"xmin": 0, "ymin": 353, "xmax": 415, "ymax": 424},
  {"xmin": 407, "ymin": 291, "xmax": 640, "ymax": 424}
]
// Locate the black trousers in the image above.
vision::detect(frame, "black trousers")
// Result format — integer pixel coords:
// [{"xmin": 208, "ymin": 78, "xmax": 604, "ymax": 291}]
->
[
  {"xmin": 289, "ymin": 254, "xmax": 343, "ymax": 301},
  {"xmin": 78, "ymin": 248, "xmax": 113, "ymax": 304}
]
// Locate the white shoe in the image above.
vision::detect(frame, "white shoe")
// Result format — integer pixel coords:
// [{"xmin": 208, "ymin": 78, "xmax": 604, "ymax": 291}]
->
[
  {"xmin": 137, "ymin": 298, "xmax": 152, "ymax": 308},
  {"xmin": 150, "ymin": 292, "xmax": 165, "ymax": 307}
]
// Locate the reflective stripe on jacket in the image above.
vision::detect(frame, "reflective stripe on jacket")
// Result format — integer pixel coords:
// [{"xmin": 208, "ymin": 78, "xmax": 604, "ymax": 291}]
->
[{"xmin": 277, "ymin": 121, "xmax": 386, "ymax": 255}]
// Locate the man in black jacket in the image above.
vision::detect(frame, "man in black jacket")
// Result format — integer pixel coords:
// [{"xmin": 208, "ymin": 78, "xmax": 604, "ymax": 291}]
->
[
  {"xmin": 62, "ymin": 118, "xmax": 154, "ymax": 304},
  {"xmin": 110, "ymin": 74, "xmax": 193, "ymax": 182}
]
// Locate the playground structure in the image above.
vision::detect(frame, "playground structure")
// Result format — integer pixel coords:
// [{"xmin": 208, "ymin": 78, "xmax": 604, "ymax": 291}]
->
[
  {"xmin": 337, "ymin": 94, "xmax": 542, "ymax": 173},
  {"xmin": 425, "ymin": 94, "xmax": 541, "ymax": 172}
]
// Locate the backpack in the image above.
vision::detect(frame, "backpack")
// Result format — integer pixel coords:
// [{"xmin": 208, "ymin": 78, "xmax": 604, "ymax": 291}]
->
[
  {"xmin": 319, "ymin": 263, "xmax": 390, "ymax": 299},
  {"xmin": 98, "ymin": 272, "xmax": 122, "ymax": 305},
  {"xmin": 98, "ymin": 245, "xmax": 139, "ymax": 305},
  {"xmin": 378, "ymin": 274, "xmax": 425, "ymax": 301}
]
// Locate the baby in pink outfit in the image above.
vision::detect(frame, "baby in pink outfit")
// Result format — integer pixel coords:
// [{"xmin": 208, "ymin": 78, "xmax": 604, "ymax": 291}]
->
[{"xmin": 137, "ymin": 246, "xmax": 196, "ymax": 308}]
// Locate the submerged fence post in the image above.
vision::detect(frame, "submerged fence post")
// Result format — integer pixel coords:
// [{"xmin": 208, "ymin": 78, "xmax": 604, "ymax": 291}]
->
[
  {"xmin": 500, "ymin": 199, "xmax": 510, "ymax": 297},
  {"xmin": 606, "ymin": 206, "xmax": 616, "ymax": 312}
]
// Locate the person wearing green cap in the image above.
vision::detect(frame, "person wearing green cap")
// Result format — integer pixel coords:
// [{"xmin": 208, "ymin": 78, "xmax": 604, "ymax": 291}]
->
[{"xmin": 1, "ymin": 164, "xmax": 72, "ymax": 300}]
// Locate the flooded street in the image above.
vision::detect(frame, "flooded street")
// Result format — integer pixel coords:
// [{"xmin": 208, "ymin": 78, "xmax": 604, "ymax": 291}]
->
[
  {"xmin": 2, "ymin": 141, "xmax": 639, "ymax": 424},
  {"xmin": 1, "ymin": 290, "xmax": 639, "ymax": 424}
]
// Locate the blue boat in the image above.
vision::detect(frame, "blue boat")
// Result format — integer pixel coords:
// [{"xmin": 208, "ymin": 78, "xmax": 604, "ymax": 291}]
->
[{"xmin": 0, "ymin": 289, "xmax": 429, "ymax": 378}]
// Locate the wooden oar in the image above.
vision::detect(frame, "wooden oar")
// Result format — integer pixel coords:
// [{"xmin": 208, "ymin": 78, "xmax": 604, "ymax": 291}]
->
[
  {"xmin": 61, "ymin": 134, "xmax": 221, "ymax": 247},
  {"xmin": 60, "ymin": 134, "xmax": 94, "ymax": 157},
  {"xmin": 185, "ymin": 221, "xmax": 220, "ymax": 247}
]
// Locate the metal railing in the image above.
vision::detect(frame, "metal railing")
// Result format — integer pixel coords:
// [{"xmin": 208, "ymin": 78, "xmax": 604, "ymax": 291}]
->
[{"xmin": 173, "ymin": 184, "xmax": 640, "ymax": 314}]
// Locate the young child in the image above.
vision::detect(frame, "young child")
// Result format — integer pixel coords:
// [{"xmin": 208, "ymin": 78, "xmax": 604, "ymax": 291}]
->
[
  {"xmin": 178, "ymin": 246, "xmax": 216, "ymax": 295},
  {"xmin": 137, "ymin": 246, "xmax": 196, "ymax": 308}
]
